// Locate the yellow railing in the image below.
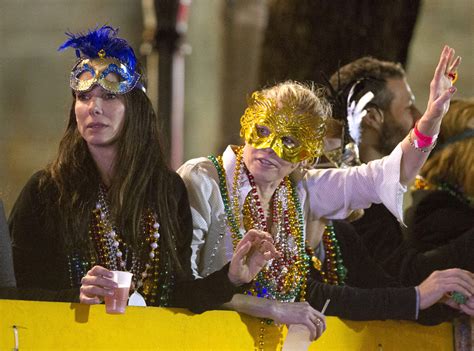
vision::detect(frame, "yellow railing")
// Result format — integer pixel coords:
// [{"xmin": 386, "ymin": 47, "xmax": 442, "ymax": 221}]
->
[{"xmin": 0, "ymin": 299, "xmax": 453, "ymax": 350}]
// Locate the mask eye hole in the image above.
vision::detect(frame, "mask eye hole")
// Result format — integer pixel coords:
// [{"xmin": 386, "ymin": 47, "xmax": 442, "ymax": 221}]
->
[
  {"xmin": 75, "ymin": 64, "xmax": 96, "ymax": 81},
  {"xmin": 101, "ymin": 64, "xmax": 128, "ymax": 83},
  {"xmin": 281, "ymin": 136, "xmax": 299, "ymax": 149},
  {"xmin": 103, "ymin": 72, "xmax": 123, "ymax": 83},
  {"xmin": 256, "ymin": 124, "xmax": 271, "ymax": 137}
]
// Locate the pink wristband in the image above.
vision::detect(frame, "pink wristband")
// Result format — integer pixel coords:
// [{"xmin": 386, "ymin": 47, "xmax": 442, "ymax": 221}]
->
[{"xmin": 413, "ymin": 121, "xmax": 438, "ymax": 148}]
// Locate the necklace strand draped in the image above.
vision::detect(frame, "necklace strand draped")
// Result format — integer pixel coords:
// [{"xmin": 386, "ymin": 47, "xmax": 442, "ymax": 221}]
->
[
  {"xmin": 88, "ymin": 185, "xmax": 166, "ymax": 305},
  {"xmin": 208, "ymin": 147, "xmax": 309, "ymax": 302}
]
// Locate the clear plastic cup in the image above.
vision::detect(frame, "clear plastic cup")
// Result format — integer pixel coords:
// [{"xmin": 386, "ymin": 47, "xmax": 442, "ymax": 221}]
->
[{"xmin": 104, "ymin": 271, "xmax": 133, "ymax": 314}]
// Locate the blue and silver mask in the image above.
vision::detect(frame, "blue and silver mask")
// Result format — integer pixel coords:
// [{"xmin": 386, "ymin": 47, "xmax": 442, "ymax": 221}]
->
[{"xmin": 59, "ymin": 25, "xmax": 144, "ymax": 94}]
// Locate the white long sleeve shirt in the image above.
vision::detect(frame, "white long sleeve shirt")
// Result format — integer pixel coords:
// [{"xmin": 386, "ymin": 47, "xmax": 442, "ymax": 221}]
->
[{"xmin": 177, "ymin": 144, "xmax": 406, "ymax": 279}]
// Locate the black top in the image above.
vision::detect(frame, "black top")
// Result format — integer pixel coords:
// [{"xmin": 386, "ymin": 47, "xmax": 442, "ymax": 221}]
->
[
  {"xmin": 8, "ymin": 171, "xmax": 241, "ymax": 313},
  {"xmin": 405, "ymin": 189, "xmax": 473, "ymax": 252},
  {"xmin": 307, "ymin": 220, "xmax": 459, "ymax": 325},
  {"xmin": 351, "ymin": 203, "xmax": 403, "ymax": 267},
  {"xmin": 352, "ymin": 191, "xmax": 474, "ymax": 287}
]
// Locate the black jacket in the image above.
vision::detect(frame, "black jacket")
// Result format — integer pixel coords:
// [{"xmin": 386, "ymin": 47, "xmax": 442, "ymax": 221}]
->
[
  {"xmin": 307, "ymin": 220, "xmax": 459, "ymax": 325},
  {"xmin": 8, "ymin": 171, "xmax": 241, "ymax": 313}
]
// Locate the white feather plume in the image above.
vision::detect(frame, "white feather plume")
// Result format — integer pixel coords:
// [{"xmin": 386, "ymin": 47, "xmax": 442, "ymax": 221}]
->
[{"xmin": 346, "ymin": 84, "xmax": 375, "ymax": 145}]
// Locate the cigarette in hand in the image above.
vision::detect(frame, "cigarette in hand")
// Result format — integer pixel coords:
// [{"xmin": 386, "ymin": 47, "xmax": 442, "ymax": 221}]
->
[{"xmin": 321, "ymin": 299, "xmax": 330, "ymax": 314}]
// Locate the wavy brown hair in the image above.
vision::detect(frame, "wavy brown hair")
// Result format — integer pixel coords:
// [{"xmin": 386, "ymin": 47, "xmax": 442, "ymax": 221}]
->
[
  {"xmin": 42, "ymin": 85, "xmax": 182, "ymax": 271},
  {"xmin": 421, "ymin": 98, "xmax": 474, "ymax": 197},
  {"xmin": 329, "ymin": 56, "xmax": 405, "ymax": 112}
]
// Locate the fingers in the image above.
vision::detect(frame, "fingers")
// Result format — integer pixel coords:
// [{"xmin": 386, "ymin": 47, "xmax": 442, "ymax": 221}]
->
[
  {"xmin": 313, "ymin": 316, "xmax": 326, "ymax": 340},
  {"xmin": 460, "ymin": 304, "xmax": 474, "ymax": 316},
  {"xmin": 314, "ymin": 310, "xmax": 326, "ymax": 336},
  {"xmin": 233, "ymin": 240, "xmax": 252, "ymax": 262},
  {"xmin": 88, "ymin": 265, "xmax": 114, "ymax": 278},
  {"xmin": 304, "ymin": 316, "xmax": 325, "ymax": 340},
  {"xmin": 434, "ymin": 269, "xmax": 474, "ymax": 296},
  {"xmin": 433, "ymin": 45, "xmax": 451, "ymax": 81},
  {"xmin": 80, "ymin": 282, "xmax": 115, "ymax": 300},
  {"xmin": 79, "ymin": 294, "xmax": 102, "ymax": 305},
  {"xmin": 448, "ymin": 269, "xmax": 474, "ymax": 296},
  {"xmin": 419, "ymin": 269, "xmax": 474, "ymax": 309},
  {"xmin": 235, "ymin": 229, "xmax": 273, "ymax": 251},
  {"xmin": 448, "ymin": 275, "xmax": 473, "ymax": 297},
  {"xmin": 259, "ymin": 239, "xmax": 281, "ymax": 260},
  {"xmin": 300, "ymin": 306, "xmax": 326, "ymax": 341},
  {"xmin": 235, "ymin": 229, "xmax": 280, "ymax": 260},
  {"xmin": 442, "ymin": 297, "xmax": 461, "ymax": 310},
  {"xmin": 459, "ymin": 299, "xmax": 474, "ymax": 316},
  {"xmin": 448, "ymin": 55, "xmax": 461, "ymax": 73},
  {"xmin": 245, "ymin": 229, "xmax": 274, "ymax": 243},
  {"xmin": 79, "ymin": 265, "xmax": 117, "ymax": 304},
  {"xmin": 431, "ymin": 46, "xmax": 461, "ymax": 91}
]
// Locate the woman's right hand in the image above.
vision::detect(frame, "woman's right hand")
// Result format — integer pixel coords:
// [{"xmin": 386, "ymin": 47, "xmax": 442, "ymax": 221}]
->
[
  {"xmin": 271, "ymin": 301, "xmax": 326, "ymax": 341},
  {"xmin": 228, "ymin": 229, "xmax": 280, "ymax": 286},
  {"xmin": 79, "ymin": 265, "xmax": 118, "ymax": 304}
]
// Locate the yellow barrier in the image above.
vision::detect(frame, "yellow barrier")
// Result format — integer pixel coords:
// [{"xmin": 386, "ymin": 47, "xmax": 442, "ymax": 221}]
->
[{"xmin": 0, "ymin": 299, "xmax": 453, "ymax": 350}]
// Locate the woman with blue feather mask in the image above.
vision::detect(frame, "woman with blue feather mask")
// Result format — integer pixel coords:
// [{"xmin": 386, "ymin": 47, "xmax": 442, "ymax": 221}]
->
[{"xmin": 8, "ymin": 26, "xmax": 278, "ymax": 311}]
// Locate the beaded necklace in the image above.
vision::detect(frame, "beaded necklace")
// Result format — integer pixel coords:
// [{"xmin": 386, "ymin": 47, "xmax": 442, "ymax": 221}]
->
[
  {"xmin": 208, "ymin": 147, "xmax": 310, "ymax": 303},
  {"xmin": 307, "ymin": 224, "xmax": 347, "ymax": 285},
  {"xmin": 413, "ymin": 176, "xmax": 471, "ymax": 206},
  {"xmin": 67, "ymin": 252, "xmax": 96, "ymax": 288},
  {"xmin": 88, "ymin": 185, "xmax": 166, "ymax": 305}
]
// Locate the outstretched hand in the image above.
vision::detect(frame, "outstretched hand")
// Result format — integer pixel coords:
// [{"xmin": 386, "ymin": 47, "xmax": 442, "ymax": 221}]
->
[
  {"xmin": 422, "ymin": 45, "xmax": 461, "ymax": 127},
  {"xmin": 418, "ymin": 268, "xmax": 474, "ymax": 310},
  {"xmin": 227, "ymin": 229, "xmax": 280, "ymax": 286}
]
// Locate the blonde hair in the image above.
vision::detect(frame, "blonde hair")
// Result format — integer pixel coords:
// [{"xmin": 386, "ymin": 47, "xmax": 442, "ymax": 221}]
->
[
  {"xmin": 421, "ymin": 98, "xmax": 474, "ymax": 196},
  {"xmin": 260, "ymin": 80, "xmax": 332, "ymax": 121}
]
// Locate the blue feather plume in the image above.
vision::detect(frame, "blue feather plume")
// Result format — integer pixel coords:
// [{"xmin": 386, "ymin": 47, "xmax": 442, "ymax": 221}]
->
[{"xmin": 58, "ymin": 25, "xmax": 137, "ymax": 72}]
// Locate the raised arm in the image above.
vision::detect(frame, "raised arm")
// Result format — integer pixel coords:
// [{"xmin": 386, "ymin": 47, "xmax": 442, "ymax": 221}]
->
[{"xmin": 399, "ymin": 45, "xmax": 461, "ymax": 184}]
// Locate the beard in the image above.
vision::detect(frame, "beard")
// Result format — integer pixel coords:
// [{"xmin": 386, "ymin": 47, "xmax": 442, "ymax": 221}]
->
[{"xmin": 380, "ymin": 116, "xmax": 409, "ymax": 155}]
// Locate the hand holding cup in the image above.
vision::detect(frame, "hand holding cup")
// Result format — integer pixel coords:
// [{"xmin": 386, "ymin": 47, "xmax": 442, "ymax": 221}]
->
[{"xmin": 80, "ymin": 265, "xmax": 133, "ymax": 314}]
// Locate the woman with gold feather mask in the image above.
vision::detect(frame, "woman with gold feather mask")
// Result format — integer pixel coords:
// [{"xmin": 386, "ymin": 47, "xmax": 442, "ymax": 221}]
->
[{"xmin": 178, "ymin": 47, "xmax": 467, "ymax": 345}]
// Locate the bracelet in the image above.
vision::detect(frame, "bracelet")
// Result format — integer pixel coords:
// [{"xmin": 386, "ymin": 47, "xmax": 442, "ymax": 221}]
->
[
  {"xmin": 408, "ymin": 129, "xmax": 437, "ymax": 153},
  {"xmin": 413, "ymin": 121, "xmax": 438, "ymax": 148}
]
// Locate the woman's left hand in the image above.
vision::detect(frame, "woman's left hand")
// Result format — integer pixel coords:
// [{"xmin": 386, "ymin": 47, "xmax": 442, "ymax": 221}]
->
[
  {"xmin": 399, "ymin": 46, "xmax": 461, "ymax": 184},
  {"xmin": 227, "ymin": 229, "xmax": 280, "ymax": 286}
]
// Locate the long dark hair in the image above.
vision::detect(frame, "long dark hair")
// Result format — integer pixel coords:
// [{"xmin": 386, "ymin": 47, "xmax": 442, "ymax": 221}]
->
[{"xmin": 42, "ymin": 85, "xmax": 182, "ymax": 271}]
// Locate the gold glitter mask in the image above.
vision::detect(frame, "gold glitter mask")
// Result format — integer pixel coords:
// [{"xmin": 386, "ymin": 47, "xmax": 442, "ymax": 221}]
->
[{"xmin": 240, "ymin": 92, "xmax": 327, "ymax": 163}]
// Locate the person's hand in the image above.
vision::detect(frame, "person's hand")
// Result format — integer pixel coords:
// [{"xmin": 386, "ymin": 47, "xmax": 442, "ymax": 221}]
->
[
  {"xmin": 459, "ymin": 297, "xmax": 474, "ymax": 316},
  {"xmin": 443, "ymin": 293, "xmax": 474, "ymax": 316},
  {"xmin": 419, "ymin": 46, "xmax": 461, "ymax": 134},
  {"xmin": 79, "ymin": 265, "xmax": 117, "ymax": 304},
  {"xmin": 227, "ymin": 229, "xmax": 280, "ymax": 286},
  {"xmin": 271, "ymin": 301, "xmax": 326, "ymax": 341},
  {"xmin": 418, "ymin": 268, "xmax": 474, "ymax": 310}
]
